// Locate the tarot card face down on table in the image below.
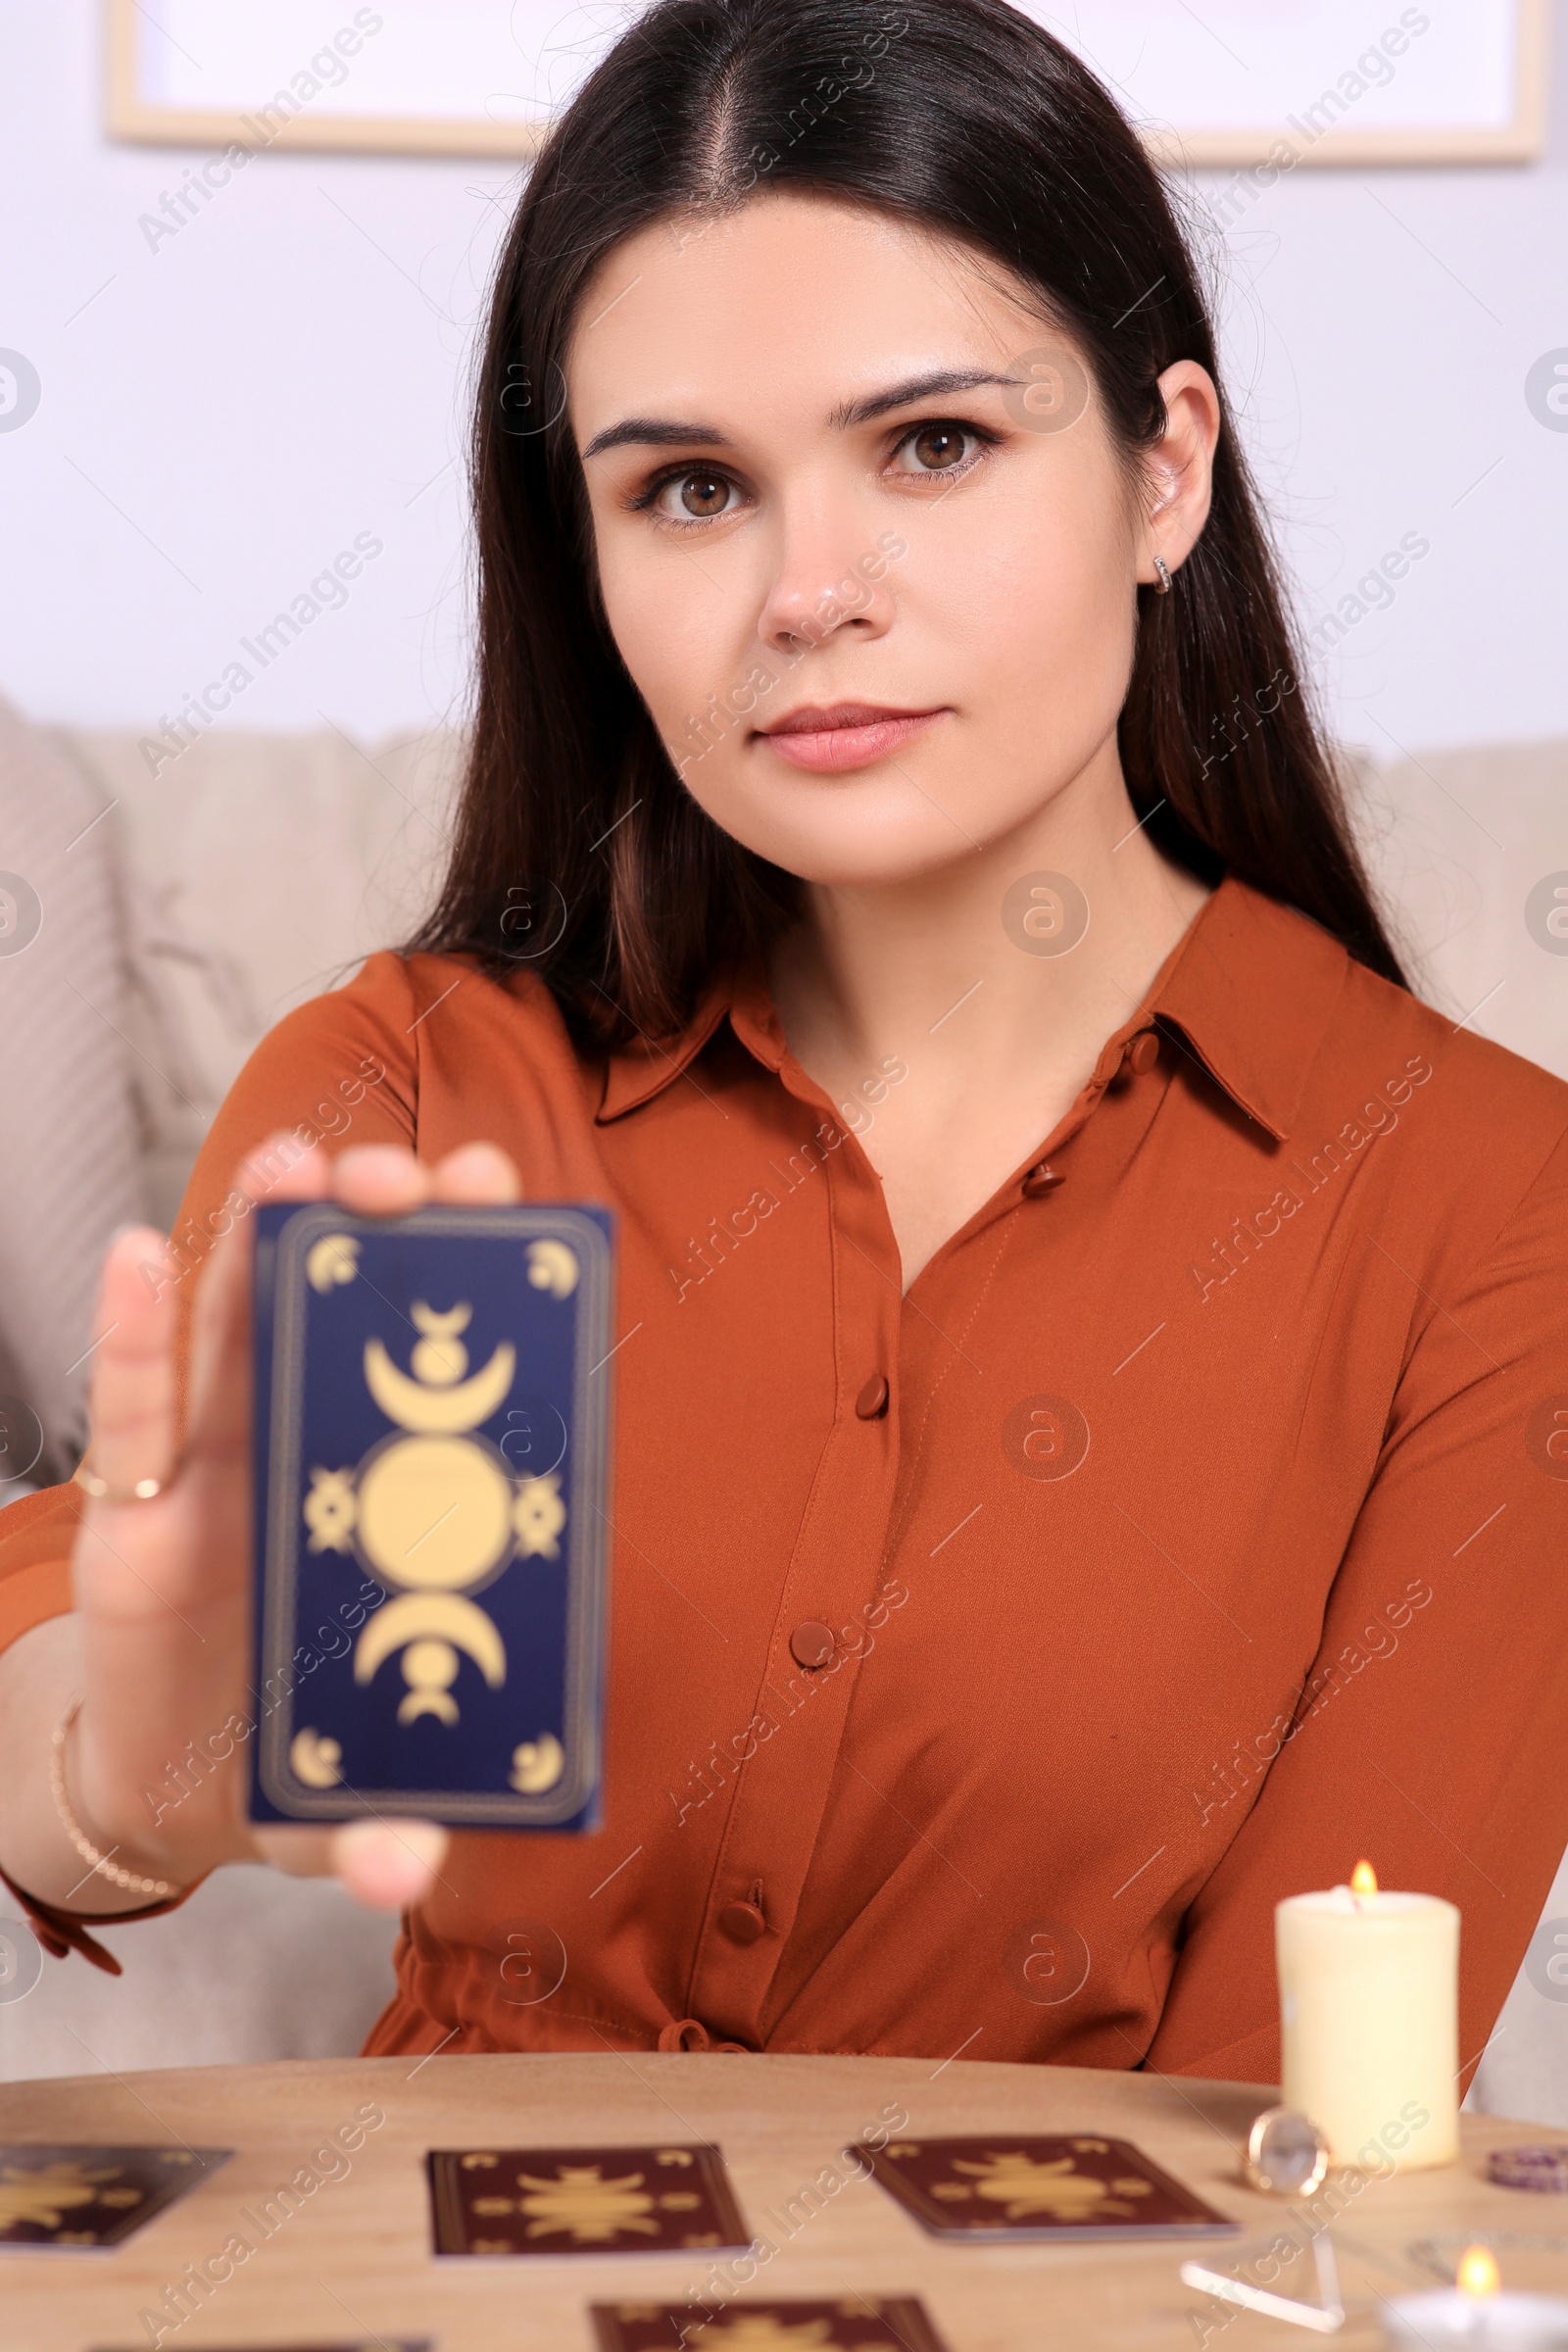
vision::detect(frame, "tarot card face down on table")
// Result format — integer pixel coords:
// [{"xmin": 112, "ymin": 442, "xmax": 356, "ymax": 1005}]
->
[
  {"xmin": 0, "ymin": 2146, "xmax": 230, "ymax": 2251},
  {"xmin": 250, "ymin": 1200, "xmax": 614, "ymax": 1830},
  {"xmin": 854, "ymin": 2135, "xmax": 1240, "ymax": 2242},
  {"xmin": 591, "ymin": 2300, "xmax": 953, "ymax": 2352},
  {"xmin": 427, "ymin": 2144, "xmax": 751, "ymax": 2257}
]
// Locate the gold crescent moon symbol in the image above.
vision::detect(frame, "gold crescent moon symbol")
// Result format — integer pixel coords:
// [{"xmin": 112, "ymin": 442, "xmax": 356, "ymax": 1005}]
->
[
  {"xmin": 289, "ymin": 1729, "xmax": 343, "ymax": 1787},
  {"xmin": 306, "ymin": 1234, "xmax": 360, "ymax": 1295},
  {"xmin": 510, "ymin": 1733, "xmax": 564, "ymax": 1793},
  {"xmin": 526, "ymin": 1239, "xmax": 579, "ymax": 1299},
  {"xmin": 354, "ymin": 1592, "xmax": 507, "ymax": 1689},
  {"xmin": 363, "ymin": 1337, "xmax": 515, "ymax": 1434}
]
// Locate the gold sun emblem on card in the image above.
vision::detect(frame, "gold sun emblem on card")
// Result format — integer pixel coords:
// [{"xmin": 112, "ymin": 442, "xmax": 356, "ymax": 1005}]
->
[
  {"xmin": 949, "ymin": 2152, "xmax": 1153, "ymax": 2222},
  {"xmin": 515, "ymin": 2164, "xmax": 660, "ymax": 2241},
  {"xmin": 0, "ymin": 2161, "xmax": 124, "ymax": 2231}
]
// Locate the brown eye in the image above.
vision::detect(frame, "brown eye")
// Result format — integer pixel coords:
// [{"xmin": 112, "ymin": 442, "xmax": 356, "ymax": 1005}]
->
[
  {"xmin": 890, "ymin": 421, "xmax": 983, "ymax": 479},
  {"xmin": 677, "ymin": 469, "xmax": 730, "ymax": 515},
  {"xmin": 645, "ymin": 465, "xmax": 746, "ymax": 526},
  {"xmin": 911, "ymin": 425, "xmax": 963, "ymax": 469}
]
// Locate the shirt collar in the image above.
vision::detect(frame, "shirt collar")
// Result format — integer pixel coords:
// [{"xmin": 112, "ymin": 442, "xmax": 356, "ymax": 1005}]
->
[
  {"xmin": 1147, "ymin": 874, "xmax": 1348, "ymax": 1142},
  {"xmin": 595, "ymin": 967, "xmax": 739, "ymax": 1121},
  {"xmin": 596, "ymin": 874, "xmax": 1348, "ymax": 1143}
]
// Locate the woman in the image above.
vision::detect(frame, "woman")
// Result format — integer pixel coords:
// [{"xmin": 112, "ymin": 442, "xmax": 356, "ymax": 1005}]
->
[{"xmin": 1, "ymin": 0, "xmax": 1564, "ymax": 2085}]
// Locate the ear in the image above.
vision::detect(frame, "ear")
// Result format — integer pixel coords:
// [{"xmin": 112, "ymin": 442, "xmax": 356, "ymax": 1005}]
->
[{"xmin": 1136, "ymin": 360, "xmax": 1222, "ymax": 588}]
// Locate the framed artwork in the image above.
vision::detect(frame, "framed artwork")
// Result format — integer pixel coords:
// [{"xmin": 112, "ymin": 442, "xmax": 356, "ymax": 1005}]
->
[
  {"xmin": 104, "ymin": 0, "xmax": 564, "ymax": 157},
  {"xmin": 1041, "ymin": 0, "xmax": 1552, "ymax": 167},
  {"xmin": 105, "ymin": 0, "xmax": 1550, "ymax": 165}
]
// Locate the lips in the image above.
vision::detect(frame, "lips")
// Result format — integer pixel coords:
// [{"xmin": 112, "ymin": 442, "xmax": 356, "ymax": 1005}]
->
[{"xmin": 760, "ymin": 702, "xmax": 947, "ymax": 774}]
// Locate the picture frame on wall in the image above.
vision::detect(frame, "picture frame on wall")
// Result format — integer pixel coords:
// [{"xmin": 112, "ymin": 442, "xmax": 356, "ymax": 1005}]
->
[
  {"xmin": 1050, "ymin": 0, "xmax": 1551, "ymax": 168},
  {"xmin": 104, "ymin": 0, "xmax": 560, "ymax": 158},
  {"xmin": 104, "ymin": 0, "xmax": 1551, "ymax": 165}
]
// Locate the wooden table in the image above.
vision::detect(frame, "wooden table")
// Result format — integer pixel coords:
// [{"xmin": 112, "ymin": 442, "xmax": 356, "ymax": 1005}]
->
[{"xmin": 2, "ymin": 2054, "xmax": 1562, "ymax": 2350}]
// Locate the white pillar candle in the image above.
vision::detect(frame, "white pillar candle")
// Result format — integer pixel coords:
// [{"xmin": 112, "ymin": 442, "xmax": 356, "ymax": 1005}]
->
[{"xmin": 1275, "ymin": 1863, "xmax": 1459, "ymax": 2172}]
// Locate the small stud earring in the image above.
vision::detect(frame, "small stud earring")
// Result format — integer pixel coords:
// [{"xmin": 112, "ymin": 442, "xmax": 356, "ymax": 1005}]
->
[{"xmin": 1152, "ymin": 556, "xmax": 1173, "ymax": 595}]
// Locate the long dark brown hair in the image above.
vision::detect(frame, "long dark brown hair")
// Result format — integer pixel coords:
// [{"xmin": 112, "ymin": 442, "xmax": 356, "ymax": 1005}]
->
[{"xmin": 404, "ymin": 0, "xmax": 1407, "ymax": 1042}]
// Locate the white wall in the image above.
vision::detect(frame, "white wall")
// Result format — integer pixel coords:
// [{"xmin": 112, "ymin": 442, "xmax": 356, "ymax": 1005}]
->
[
  {"xmin": 0, "ymin": 4, "xmax": 514, "ymax": 743},
  {"xmin": 0, "ymin": 2, "xmax": 1564, "ymax": 751}
]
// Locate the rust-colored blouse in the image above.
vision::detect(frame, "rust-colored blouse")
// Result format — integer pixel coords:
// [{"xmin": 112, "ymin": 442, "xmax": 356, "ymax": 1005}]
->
[{"xmin": 5, "ymin": 875, "xmax": 1567, "ymax": 2084}]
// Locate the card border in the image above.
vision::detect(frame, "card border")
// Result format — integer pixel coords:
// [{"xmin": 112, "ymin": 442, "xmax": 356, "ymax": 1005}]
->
[{"xmin": 254, "ymin": 1200, "xmax": 612, "ymax": 1825}]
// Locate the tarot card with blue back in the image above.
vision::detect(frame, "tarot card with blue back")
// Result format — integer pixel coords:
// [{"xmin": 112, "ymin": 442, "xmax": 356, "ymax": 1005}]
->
[{"xmin": 249, "ymin": 1200, "xmax": 613, "ymax": 1829}]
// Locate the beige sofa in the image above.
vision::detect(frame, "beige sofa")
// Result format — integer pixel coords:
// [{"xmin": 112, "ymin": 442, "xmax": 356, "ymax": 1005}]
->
[
  {"xmin": 0, "ymin": 708, "xmax": 462, "ymax": 2082},
  {"xmin": 1, "ymin": 700, "xmax": 1564, "ymax": 2116}
]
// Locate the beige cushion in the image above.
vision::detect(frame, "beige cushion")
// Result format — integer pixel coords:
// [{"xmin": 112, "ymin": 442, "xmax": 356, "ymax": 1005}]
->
[
  {"xmin": 0, "ymin": 698, "xmax": 143, "ymax": 1488},
  {"xmin": 0, "ymin": 714, "xmax": 454, "ymax": 2078},
  {"xmin": 52, "ymin": 724, "xmax": 464, "ymax": 1228},
  {"xmin": 1349, "ymin": 736, "xmax": 1568, "ymax": 1080}
]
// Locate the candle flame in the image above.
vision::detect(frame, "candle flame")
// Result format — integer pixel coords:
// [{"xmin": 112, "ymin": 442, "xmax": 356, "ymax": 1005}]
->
[
  {"xmin": 1350, "ymin": 1860, "xmax": 1378, "ymax": 1896},
  {"xmin": 1456, "ymin": 2245, "xmax": 1500, "ymax": 2299}
]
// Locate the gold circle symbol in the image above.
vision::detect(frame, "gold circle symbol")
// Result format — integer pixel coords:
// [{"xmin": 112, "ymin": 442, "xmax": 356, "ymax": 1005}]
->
[{"xmin": 358, "ymin": 1435, "xmax": 514, "ymax": 1591}]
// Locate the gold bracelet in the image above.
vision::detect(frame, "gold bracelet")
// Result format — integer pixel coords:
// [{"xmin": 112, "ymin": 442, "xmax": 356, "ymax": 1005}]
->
[{"xmin": 49, "ymin": 1698, "xmax": 178, "ymax": 1899}]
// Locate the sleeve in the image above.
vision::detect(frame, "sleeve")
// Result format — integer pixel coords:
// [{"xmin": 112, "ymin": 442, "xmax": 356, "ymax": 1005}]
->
[
  {"xmin": 1145, "ymin": 1125, "xmax": 1568, "ymax": 2087},
  {"xmin": 0, "ymin": 950, "xmax": 421, "ymax": 1967}
]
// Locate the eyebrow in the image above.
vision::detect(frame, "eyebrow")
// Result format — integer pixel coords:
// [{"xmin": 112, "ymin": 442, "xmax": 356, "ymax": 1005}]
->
[{"xmin": 580, "ymin": 367, "xmax": 1021, "ymax": 460}]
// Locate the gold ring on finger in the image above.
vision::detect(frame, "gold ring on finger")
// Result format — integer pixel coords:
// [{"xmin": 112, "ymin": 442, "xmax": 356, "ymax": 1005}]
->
[{"xmin": 73, "ymin": 1455, "xmax": 181, "ymax": 1505}]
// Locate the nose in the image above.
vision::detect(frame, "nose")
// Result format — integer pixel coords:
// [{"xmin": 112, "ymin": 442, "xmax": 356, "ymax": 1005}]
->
[{"xmin": 755, "ymin": 492, "xmax": 896, "ymax": 659}]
